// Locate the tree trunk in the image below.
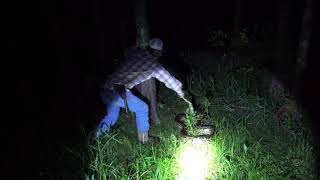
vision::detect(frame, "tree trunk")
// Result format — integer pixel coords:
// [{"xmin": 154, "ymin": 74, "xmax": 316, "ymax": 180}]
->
[
  {"xmin": 296, "ymin": 0, "xmax": 313, "ymax": 95},
  {"xmin": 275, "ymin": 0, "xmax": 290, "ymax": 74},
  {"xmin": 132, "ymin": 0, "xmax": 150, "ymax": 50},
  {"xmin": 135, "ymin": 78, "xmax": 160, "ymax": 125},
  {"xmin": 119, "ymin": 4, "xmax": 131, "ymax": 58},
  {"xmin": 132, "ymin": 0, "xmax": 160, "ymax": 125},
  {"xmin": 231, "ymin": 0, "xmax": 241, "ymax": 68},
  {"xmin": 92, "ymin": 0, "xmax": 106, "ymax": 75},
  {"xmin": 120, "ymin": 21, "xmax": 127, "ymax": 56}
]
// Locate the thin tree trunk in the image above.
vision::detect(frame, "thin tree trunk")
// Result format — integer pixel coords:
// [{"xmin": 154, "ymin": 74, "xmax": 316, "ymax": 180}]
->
[
  {"xmin": 275, "ymin": 0, "xmax": 289, "ymax": 74},
  {"xmin": 92, "ymin": 0, "xmax": 104, "ymax": 74},
  {"xmin": 119, "ymin": 5, "xmax": 131, "ymax": 57},
  {"xmin": 120, "ymin": 21, "xmax": 127, "ymax": 56},
  {"xmin": 231, "ymin": 0, "xmax": 241, "ymax": 68},
  {"xmin": 296, "ymin": 0, "xmax": 313, "ymax": 95},
  {"xmin": 132, "ymin": 0, "xmax": 150, "ymax": 50},
  {"xmin": 132, "ymin": 0, "xmax": 160, "ymax": 125}
]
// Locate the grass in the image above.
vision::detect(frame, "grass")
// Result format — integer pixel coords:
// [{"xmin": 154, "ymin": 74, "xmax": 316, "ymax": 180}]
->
[{"xmin": 56, "ymin": 63, "xmax": 316, "ymax": 179}]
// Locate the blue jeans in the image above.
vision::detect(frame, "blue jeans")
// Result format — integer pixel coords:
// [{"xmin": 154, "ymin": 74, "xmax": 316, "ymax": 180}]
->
[{"xmin": 96, "ymin": 89, "xmax": 150, "ymax": 137}]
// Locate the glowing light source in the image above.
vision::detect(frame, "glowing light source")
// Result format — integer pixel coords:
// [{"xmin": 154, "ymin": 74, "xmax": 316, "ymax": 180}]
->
[{"xmin": 177, "ymin": 137, "xmax": 215, "ymax": 180}]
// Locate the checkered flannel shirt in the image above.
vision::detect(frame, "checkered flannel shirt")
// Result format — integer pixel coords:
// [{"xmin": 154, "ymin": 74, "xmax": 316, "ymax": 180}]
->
[{"xmin": 103, "ymin": 47, "xmax": 184, "ymax": 97}]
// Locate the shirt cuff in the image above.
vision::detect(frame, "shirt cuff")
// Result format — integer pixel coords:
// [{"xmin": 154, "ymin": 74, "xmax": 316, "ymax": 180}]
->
[{"xmin": 177, "ymin": 89, "xmax": 184, "ymax": 97}]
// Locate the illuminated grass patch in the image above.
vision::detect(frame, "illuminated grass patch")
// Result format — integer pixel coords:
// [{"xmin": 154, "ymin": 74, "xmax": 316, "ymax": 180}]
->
[{"xmin": 176, "ymin": 137, "xmax": 216, "ymax": 180}]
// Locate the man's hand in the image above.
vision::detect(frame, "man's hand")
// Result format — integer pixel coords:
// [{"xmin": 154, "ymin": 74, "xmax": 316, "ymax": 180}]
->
[
  {"xmin": 178, "ymin": 91, "xmax": 185, "ymax": 99},
  {"xmin": 180, "ymin": 96, "xmax": 194, "ymax": 114}
]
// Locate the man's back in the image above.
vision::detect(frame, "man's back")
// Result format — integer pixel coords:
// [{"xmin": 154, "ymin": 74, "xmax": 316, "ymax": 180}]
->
[{"xmin": 103, "ymin": 47, "xmax": 158, "ymax": 90}]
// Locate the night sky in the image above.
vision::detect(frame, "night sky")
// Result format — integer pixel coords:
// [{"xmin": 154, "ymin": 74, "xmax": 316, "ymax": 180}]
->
[{"xmin": 5, "ymin": 0, "xmax": 320, "ymax": 178}]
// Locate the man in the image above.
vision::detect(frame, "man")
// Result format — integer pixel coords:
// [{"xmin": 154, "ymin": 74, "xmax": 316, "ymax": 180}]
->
[{"xmin": 95, "ymin": 38, "xmax": 187, "ymax": 144}]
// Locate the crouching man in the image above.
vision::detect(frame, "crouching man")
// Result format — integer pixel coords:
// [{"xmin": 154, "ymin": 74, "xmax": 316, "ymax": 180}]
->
[{"xmin": 95, "ymin": 38, "xmax": 187, "ymax": 144}]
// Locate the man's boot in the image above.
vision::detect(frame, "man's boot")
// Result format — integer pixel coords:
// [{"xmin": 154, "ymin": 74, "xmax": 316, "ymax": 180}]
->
[{"xmin": 138, "ymin": 132, "xmax": 160, "ymax": 144}]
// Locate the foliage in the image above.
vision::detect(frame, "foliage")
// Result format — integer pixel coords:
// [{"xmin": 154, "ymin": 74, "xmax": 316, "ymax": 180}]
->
[
  {"xmin": 186, "ymin": 70, "xmax": 216, "ymax": 97},
  {"xmin": 208, "ymin": 28, "xmax": 230, "ymax": 49},
  {"xmin": 238, "ymin": 28, "xmax": 250, "ymax": 48},
  {"xmin": 208, "ymin": 27, "xmax": 231, "ymax": 54},
  {"xmin": 208, "ymin": 27, "xmax": 252, "ymax": 52}
]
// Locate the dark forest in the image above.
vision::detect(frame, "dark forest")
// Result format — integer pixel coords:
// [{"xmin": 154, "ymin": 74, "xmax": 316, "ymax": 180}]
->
[{"xmin": 4, "ymin": 0, "xmax": 320, "ymax": 179}]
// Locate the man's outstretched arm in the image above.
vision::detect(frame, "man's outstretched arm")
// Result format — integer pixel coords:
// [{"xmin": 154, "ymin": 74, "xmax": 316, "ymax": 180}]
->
[{"xmin": 153, "ymin": 64, "xmax": 185, "ymax": 97}]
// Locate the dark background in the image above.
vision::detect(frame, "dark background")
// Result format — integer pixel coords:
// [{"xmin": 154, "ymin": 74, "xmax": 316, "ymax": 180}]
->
[{"xmin": 4, "ymin": 0, "xmax": 319, "ymax": 178}]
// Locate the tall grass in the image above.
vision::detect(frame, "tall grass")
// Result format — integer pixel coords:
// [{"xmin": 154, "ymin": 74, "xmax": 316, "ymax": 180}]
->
[{"xmin": 83, "ymin": 131, "xmax": 183, "ymax": 179}]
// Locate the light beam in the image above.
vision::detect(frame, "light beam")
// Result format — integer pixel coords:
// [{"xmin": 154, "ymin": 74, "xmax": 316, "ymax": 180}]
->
[{"xmin": 177, "ymin": 137, "xmax": 215, "ymax": 180}]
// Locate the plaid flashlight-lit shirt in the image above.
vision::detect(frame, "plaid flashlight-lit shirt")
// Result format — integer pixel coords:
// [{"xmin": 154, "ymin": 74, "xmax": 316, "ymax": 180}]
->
[{"xmin": 103, "ymin": 47, "xmax": 184, "ymax": 97}]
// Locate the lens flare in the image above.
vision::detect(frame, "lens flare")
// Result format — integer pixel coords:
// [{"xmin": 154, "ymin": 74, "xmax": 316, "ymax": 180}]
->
[{"xmin": 177, "ymin": 137, "xmax": 215, "ymax": 180}]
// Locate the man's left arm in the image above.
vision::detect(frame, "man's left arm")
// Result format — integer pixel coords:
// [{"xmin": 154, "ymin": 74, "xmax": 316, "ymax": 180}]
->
[
  {"xmin": 152, "ymin": 63, "xmax": 194, "ymax": 112},
  {"xmin": 153, "ymin": 64, "xmax": 185, "ymax": 98}
]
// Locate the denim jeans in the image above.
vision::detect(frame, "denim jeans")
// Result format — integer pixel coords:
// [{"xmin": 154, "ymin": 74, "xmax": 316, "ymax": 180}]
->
[{"xmin": 96, "ymin": 89, "xmax": 149, "ymax": 137}]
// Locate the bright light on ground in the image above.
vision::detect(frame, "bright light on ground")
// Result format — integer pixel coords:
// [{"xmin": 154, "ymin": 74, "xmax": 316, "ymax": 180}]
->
[{"xmin": 177, "ymin": 137, "xmax": 216, "ymax": 180}]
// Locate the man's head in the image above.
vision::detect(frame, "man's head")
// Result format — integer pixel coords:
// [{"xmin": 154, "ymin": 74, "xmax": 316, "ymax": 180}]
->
[{"xmin": 149, "ymin": 38, "xmax": 163, "ymax": 57}]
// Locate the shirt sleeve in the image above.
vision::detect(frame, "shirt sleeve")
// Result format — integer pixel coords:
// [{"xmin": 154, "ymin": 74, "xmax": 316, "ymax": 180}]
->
[{"xmin": 152, "ymin": 63, "xmax": 184, "ymax": 97}]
